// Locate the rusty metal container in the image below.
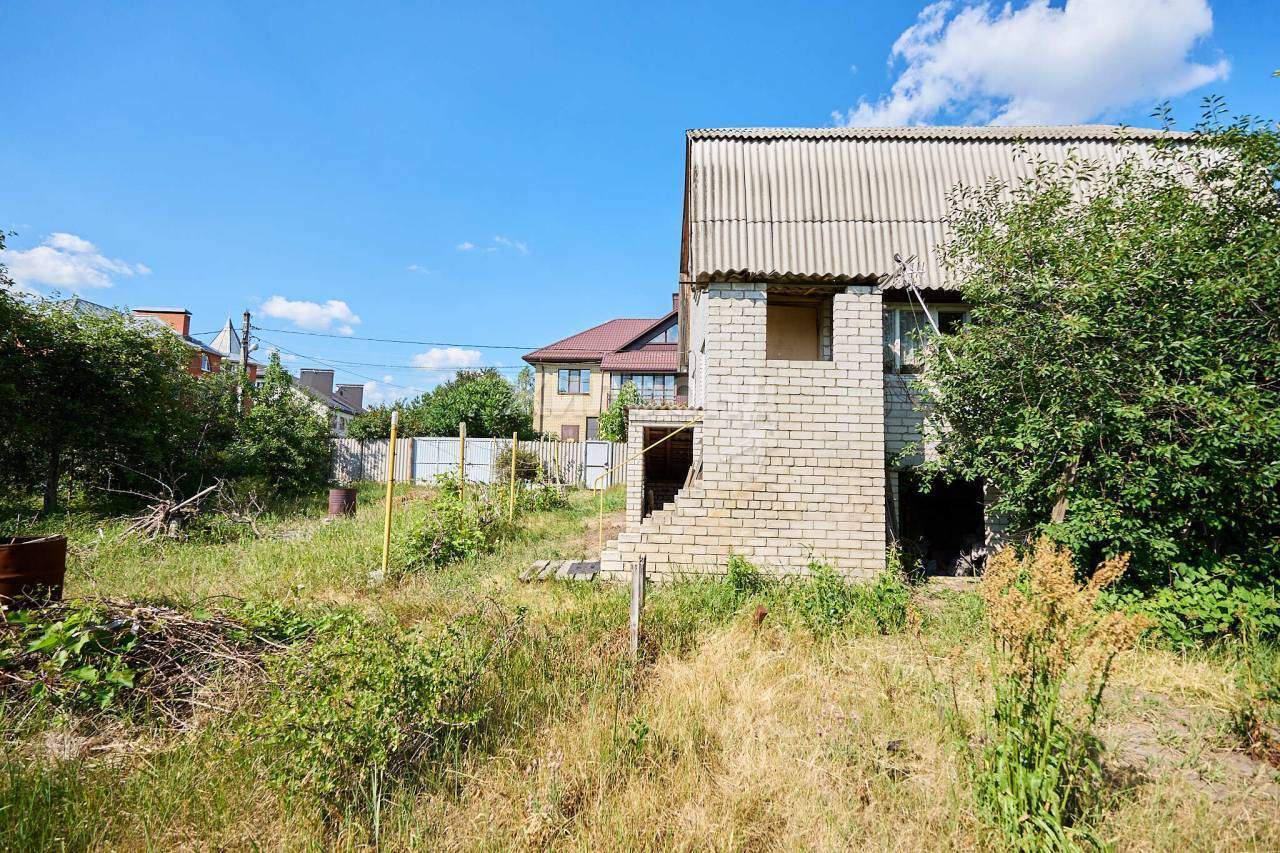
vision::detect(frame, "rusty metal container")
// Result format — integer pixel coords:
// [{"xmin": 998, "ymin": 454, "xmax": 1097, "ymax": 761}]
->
[
  {"xmin": 0, "ymin": 535, "xmax": 68, "ymax": 609},
  {"xmin": 327, "ymin": 487, "xmax": 358, "ymax": 518}
]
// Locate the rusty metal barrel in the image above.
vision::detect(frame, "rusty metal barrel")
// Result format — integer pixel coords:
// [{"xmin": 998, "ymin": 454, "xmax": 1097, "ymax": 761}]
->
[
  {"xmin": 327, "ymin": 487, "xmax": 358, "ymax": 518},
  {"xmin": 0, "ymin": 535, "xmax": 68, "ymax": 609}
]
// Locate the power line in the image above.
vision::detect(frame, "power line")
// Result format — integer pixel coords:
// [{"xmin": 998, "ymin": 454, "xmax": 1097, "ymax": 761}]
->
[
  {"xmin": 251, "ymin": 325, "xmax": 536, "ymax": 350},
  {"xmin": 307, "ymin": 355, "xmax": 525, "ymax": 372},
  {"xmin": 254, "ymin": 335, "xmax": 431, "ymax": 396}
]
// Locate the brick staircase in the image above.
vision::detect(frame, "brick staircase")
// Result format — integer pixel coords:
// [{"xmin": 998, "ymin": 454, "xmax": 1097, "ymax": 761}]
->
[{"xmin": 599, "ymin": 482, "xmax": 718, "ymax": 580}]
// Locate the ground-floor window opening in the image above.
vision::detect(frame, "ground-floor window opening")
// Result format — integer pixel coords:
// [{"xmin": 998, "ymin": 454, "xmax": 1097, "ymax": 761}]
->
[
  {"xmin": 642, "ymin": 426, "xmax": 693, "ymax": 519},
  {"xmin": 898, "ymin": 470, "xmax": 986, "ymax": 576}
]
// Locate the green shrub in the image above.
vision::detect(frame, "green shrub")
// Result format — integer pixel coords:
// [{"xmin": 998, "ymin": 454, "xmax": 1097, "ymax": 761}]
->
[
  {"xmin": 400, "ymin": 491, "xmax": 510, "ymax": 572},
  {"xmin": 788, "ymin": 562, "xmax": 910, "ymax": 637},
  {"xmin": 256, "ymin": 616, "xmax": 512, "ymax": 813},
  {"xmin": 517, "ymin": 482, "xmax": 569, "ymax": 513},
  {"xmin": 1109, "ymin": 562, "xmax": 1280, "ymax": 646},
  {"xmin": 494, "ymin": 445, "xmax": 542, "ymax": 482},
  {"xmin": 725, "ymin": 554, "xmax": 768, "ymax": 597}
]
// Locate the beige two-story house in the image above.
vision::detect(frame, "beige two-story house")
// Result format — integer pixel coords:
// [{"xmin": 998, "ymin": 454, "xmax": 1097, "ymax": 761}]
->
[{"xmin": 523, "ymin": 298, "xmax": 686, "ymax": 440}]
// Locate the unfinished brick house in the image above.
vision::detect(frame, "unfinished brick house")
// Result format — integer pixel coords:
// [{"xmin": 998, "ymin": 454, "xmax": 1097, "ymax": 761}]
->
[{"xmin": 600, "ymin": 125, "xmax": 1171, "ymax": 580}]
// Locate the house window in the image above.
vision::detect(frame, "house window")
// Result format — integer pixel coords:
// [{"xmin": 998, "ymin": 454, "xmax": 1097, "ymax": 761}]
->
[
  {"xmin": 657, "ymin": 322, "xmax": 678, "ymax": 343},
  {"xmin": 586, "ymin": 417, "xmax": 599, "ymax": 440},
  {"xmin": 610, "ymin": 373, "xmax": 676, "ymax": 403},
  {"xmin": 200, "ymin": 354, "xmax": 211, "ymax": 372},
  {"xmin": 883, "ymin": 306, "xmax": 968, "ymax": 373},
  {"xmin": 561, "ymin": 423, "xmax": 580, "ymax": 441},
  {"xmin": 766, "ymin": 293, "xmax": 833, "ymax": 361},
  {"xmin": 558, "ymin": 368, "xmax": 590, "ymax": 394}
]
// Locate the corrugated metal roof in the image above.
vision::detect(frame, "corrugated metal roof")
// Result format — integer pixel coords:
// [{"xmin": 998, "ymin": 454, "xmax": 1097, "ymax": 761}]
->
[
  {"xmin": 687, "ymin": 125, "xmax": 1182, "ymax": 141},
  {"xmin": 523, "ymin": 318, "xmax": 658, "ymax": 363},
  {"xmin": 682, "ymin": 125, "xmax": 1182, "ymax": 288}
]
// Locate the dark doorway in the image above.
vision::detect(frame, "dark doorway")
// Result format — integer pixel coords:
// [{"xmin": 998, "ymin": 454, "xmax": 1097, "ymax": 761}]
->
[
  {"xmin": 898, "ymin": 470, "xmax": 986, "ymax": 576},
  {"xmin": 642, "ymin": 427, "xmax": 693, "ymax": 518}
]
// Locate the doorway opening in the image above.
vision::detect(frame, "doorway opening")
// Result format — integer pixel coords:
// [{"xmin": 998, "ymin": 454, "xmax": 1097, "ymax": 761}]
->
[
  {"xmin": 642, "ymin": 426, "xmax": 693, "ymax": 519},
  {"xmin": 898, "ymin": 470, "xmax": 986, "ymax": 576}
]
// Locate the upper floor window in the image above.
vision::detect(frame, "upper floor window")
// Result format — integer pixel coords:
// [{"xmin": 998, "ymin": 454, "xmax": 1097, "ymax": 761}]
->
[
  {"xmin": 883, "ymin": 306, "xmax": 968, "ymax": 373},
  {"xmin": 558, "ymin": 368, "xmax": 590, "ymax": 394},
  {"xmin": 200, "ymin": 353, "xmax": 211, "ymax": 372},
  {"xmin": 656, "ymin": 323, "xmax": 678, "ymax": 344},
  {"xmin": 766, "ymin": 292, "xmax": 834, "ymax": 361},
  {"xmin": 611, "ymin": 373, "xmax": 676, "ymax": 402}
]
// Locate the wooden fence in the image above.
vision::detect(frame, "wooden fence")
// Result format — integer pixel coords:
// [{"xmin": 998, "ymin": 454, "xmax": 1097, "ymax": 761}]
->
[{"xmin": 331, "ymin": 437, "xmax": 628, "ymax": 489}]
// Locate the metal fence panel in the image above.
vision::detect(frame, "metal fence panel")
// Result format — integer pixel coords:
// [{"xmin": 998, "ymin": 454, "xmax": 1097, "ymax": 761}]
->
[{"xmin": 333, "ymin": 437, "xmax": 625, "ymax": 488}]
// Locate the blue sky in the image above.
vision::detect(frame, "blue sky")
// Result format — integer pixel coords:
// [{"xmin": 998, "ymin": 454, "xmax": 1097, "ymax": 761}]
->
[{"xmin": 3, "ymin": 0, "xmax": 1276, "ymax": 404}]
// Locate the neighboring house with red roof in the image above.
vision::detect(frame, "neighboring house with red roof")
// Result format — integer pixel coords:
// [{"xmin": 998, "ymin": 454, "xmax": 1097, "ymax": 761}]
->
[{"xmin": 522, "ymin": 296, "xmax": 685, "ymax": 440}]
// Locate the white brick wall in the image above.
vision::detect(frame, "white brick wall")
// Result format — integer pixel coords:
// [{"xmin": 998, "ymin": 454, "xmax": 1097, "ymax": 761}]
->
[{"xmin": 603, "ymin": 283, "xmax": 886, "ymax": 580}]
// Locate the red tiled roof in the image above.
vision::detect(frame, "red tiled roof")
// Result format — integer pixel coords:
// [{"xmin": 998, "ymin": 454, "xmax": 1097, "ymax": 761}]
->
[
  {"xmin": 600, "ymin": 344, "xmax": 678, "ymax": 372},
  {"xmin": 523, "ymin": 318, "xmax": 658, "ymax": 363}
]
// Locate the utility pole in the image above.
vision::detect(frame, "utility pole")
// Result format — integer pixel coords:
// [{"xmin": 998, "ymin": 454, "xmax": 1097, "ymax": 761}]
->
[{"xmin": 238, "ymin": 310, "xmax": 252, "ymax": 415}]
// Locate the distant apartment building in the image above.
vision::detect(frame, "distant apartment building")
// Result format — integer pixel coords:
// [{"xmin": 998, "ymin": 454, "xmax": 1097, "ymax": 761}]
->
[{"xmin": 522, "ymin": 297, "xmax": 685, "ymax": 440}]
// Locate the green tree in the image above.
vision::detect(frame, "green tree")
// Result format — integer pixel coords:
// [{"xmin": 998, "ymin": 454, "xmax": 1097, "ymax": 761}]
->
[
  {"xmin": 0, "ymin": 294, "xmax": 193, "ymax": 510},
  {"xmin": 919, "ymin": 106, "xmax": 1280, "ymax": 598},
  {"xmin": 598, "ymin": 381, "xmax": 639, "ymax": 442},
  {"xmin": 234, "ymin": 353, "xmax": 332, "ymax": 496},
  {"xmin": 514, "ymin": 366, "xmax": 534, "ymax": 417},
  {"xmin": 348, "ymin": 369, "xmax": 535, "ymax": 439}
]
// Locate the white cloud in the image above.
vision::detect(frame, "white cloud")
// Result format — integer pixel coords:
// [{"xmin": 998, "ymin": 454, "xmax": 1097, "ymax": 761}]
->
[
  {"xmin": 0, "ymin": 232, "xmax": 151, "ymax": 291},
  {"xmin": 260, "ymin": 295, "xmax": 362, "ymax": 335},
  {"xmin": 410, "ymin": 347, "xmax": 484, "ymax": 369},
  {"xmin": 834, "ymin": 0, "xmax": 1229, "ymax": 127},
  {"xmin": 362, "ymin": 376, "xmax": 403, "ymax": 407},
  {"xmin": 456, "ymin": 236, "xmax": 530, "ymax": 255},
  {"xmin": 406, "ymin": 264, "xmax": 435, "ymax": 275},
  {"xmin": 492, "ymin": 235, "xmax": 529, "ymax": 255},
  {"xmin": 266, "ymin": 346, "xmax": 300, "ymax": 363}
]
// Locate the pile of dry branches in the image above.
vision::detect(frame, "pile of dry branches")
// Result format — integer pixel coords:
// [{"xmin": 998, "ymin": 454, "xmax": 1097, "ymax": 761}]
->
[{"xmin": 1, "ymin": 598, "xmax": 289, "ymax": 725}]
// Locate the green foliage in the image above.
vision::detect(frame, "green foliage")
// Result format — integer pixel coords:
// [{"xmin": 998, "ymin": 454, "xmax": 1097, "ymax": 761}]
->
[
  {"xmin": 0, "ymin": 294, "xmax": 194, "ymax": 509},
  {"xmin": 233, "ymin": 353, "xmax": 332, "ymax": 497},
  {"xmin": 400, "ymin": 489, "xmax": 511, "ymax": 572},
  {"xmin": 1109, "ymin": 562, "xmax": 1280, "ymax": 647},
  {"xmin": 516, "ymin": 481, "xmax": 569, "ymax": 513},
  {"xmin": 598, "ymin": 380, "xmax": 639, "ymax": 442},
  {"xmin": 1226, "ymin": 637, "xmax": 1280, "ymax": 764},
  {"xmin": 256, "ymin": 616, "xmax": 510, "ymax": 812},
  {"xmin": 1, "ymin": 602, "xmax": 139, "ymax": 710},
  {"xmin": 789, "ymin": 562, "xmax": 910, "ymax": 637},
  {"xmin": 725, "ymin": 553, "xmax": 768, "ymax": 597},
  {"xmin": 919, "ymin": 107, "xmax": 1280, "ymax": 635},
  {"xmin": 348, "ymin": 369, "xmax": 536, "ymax": 439},
  {"xmin": 494, "ymin": 444, "xmax": 542, "ymax": 481}
]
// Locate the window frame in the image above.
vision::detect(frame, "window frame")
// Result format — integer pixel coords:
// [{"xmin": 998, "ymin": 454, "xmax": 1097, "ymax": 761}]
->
[
  {"xmin": 610, "ymin": 373, "xmax": 677, "ymax": 403},
  {"xmin": 557, "ymin": 368, "xmax": 591, "ymax": 395},
  {"xmin": 200, "ymin": 353, "xmax": 211, "ymax": 372},
  {"xmin": 883, "ymin": 304, "xmax": 969, "ymax": 374}
]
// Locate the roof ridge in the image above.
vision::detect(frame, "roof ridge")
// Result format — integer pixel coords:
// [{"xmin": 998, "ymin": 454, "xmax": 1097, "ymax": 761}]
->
[{"xmin": 687, "ymin": 124, "xmax": 1188, "ymax": 141}]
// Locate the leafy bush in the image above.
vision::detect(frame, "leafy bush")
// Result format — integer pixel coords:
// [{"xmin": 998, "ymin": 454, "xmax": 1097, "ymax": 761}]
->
[
  {"xmin": 598, "ymin": 381, "xmax": 639, "ymax": 442},
  {"xmin": 1227, "ymin": 637, "xmax": 1280, "ymax": 766},
  {"xmin": 401, "ymin": 491, "xmax": 511, "ymax": 572},
  {"xmin": 725, "ymin": 554, "xmax": 768, "ymax": 597},
  {"xmin": 517, "ymin": 482, "xmax": 568, "ymax": 513},
  {"xmin": 1109, "ymin": 562, "xmax": 1280, "ymax": 646},
  {"xmin": 789, "ymin": 562, "xmax": 910, "ymax": 637},
  {"xmin": 970, "ymin": 540, "xmax": 1147, "ymax": 850},
  {"xmin": 256, "ymin": 615, "xmax": 519, "ymax": 812},
  {"xmin": 494, "ymin": 445, "xmax": 542, "ymax": 482}
]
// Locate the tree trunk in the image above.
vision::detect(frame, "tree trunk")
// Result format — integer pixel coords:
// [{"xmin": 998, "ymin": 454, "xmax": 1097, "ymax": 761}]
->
[{"xmin": 43, "ymin": 442, "xmax": 62, "ymax": 513}]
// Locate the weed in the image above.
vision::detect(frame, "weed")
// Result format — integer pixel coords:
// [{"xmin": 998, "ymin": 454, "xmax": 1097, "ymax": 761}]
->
[
  {"xmin": 788, "ymin": 562, "xmax": 910, "ymax": 637},
  {"xmin": 971, "ymin": 539, "xmax": 1147, "ymax": 851}
]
